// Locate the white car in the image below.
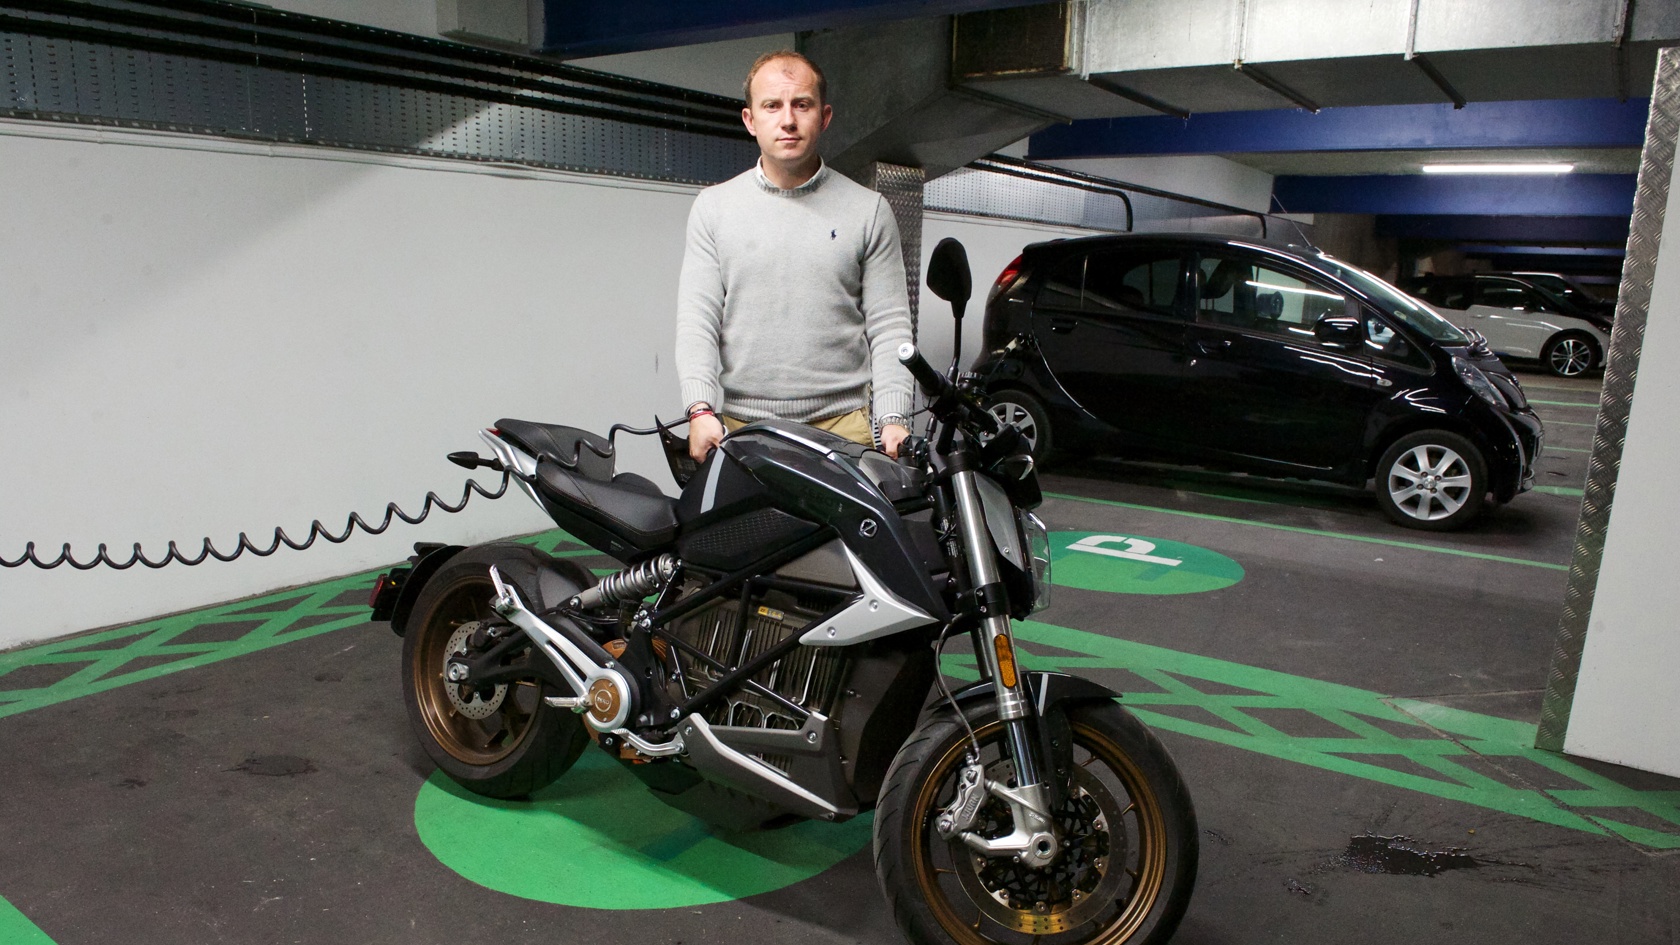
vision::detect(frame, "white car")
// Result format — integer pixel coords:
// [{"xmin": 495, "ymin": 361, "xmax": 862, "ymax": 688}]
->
[{"xmin": 1406, "ymin": 274, "xmax": 1613, "ymax": 378}]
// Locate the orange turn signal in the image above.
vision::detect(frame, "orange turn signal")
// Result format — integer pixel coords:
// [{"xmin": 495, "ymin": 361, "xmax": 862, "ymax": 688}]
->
[{"xmin": 993, "ymin": 633, "xmax": 1019, "ymax": 689}]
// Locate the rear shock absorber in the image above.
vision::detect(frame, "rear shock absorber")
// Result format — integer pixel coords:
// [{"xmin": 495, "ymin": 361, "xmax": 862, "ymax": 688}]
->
[{"xmin": 570, "ymin": 554, "xmax": 677, "ymax": 610}]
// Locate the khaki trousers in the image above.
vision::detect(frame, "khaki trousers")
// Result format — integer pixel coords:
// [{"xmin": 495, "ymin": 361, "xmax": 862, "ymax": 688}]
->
[{"xmin": 721, "ymin": 407, "xmax": 873, "ymax": 446}]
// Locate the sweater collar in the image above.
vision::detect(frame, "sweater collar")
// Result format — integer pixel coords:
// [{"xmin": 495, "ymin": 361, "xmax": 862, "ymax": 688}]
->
[{"xmin": 753, "ymin": 158, "xmax": 828, "ymax": 196}]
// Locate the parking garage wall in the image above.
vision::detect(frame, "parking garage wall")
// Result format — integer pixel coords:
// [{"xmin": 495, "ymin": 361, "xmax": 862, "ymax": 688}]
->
[
  {"xmin": 0, "ymin": 122, "xmax": 701, "ymax": 647},
  {"xmin": 0, "ymin": 121, "xmax": 1108, "ymax": 648}
]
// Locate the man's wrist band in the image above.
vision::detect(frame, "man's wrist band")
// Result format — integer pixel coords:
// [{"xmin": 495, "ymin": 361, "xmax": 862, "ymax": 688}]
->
[
  {"xmin": 877, "ymin": 414, "xmax": 909, "ymax": 430},
  {"xmin": 689, "ymin": 408, "xmax": 716, "ymax": 420}
]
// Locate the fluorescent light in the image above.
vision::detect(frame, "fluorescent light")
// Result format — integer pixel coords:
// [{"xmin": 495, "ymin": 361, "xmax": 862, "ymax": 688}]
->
[{"xmin": 1421, "ymin": 163, "xmax": 1575, "ymax": 175}]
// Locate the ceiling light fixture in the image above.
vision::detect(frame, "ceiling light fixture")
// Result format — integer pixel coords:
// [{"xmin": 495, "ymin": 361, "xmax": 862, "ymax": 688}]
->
[{"xmin": 1421, "ymin": 163, "xmax": 1576, "ymax": 175}]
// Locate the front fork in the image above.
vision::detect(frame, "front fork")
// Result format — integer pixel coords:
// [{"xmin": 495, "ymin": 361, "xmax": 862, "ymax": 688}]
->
[{"xmin": 937, "ymin": 469, "xmax": 1062, "ymax": 869}]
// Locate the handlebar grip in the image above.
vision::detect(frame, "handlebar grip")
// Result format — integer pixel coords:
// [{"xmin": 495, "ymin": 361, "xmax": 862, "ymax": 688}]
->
[{"xmin": 897, "ymin": 342, "xmax": 948, "ymax": 399}]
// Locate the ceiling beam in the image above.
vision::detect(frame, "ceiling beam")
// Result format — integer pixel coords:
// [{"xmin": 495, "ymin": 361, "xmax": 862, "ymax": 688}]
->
[
  {"xmin": 536, "ymin": 0, "xmax": 1044, "ymax": 58},
  {"xmin": 1029, "ymin": 98, "xmax": 1650, "ymax": 159},
  {"xmin": 1375, "ymin": 215, "xmax": 1630, "ymax": 243},
  {"xmin": 1274, "ymin": 173, "xmax": 1635, "ymax": 217}
]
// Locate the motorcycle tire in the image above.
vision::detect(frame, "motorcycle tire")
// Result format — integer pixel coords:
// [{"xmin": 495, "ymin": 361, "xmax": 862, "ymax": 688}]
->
[
  {"xmin": 874, "ymin": 699, "xmax": 1197, "ymax": 945},
  {"xmin": 401, "ymin": 542, "xmax": 593, "ymax": 799}
]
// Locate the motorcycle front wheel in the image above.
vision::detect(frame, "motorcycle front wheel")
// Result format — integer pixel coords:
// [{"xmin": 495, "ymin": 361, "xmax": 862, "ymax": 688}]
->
[
  {"xmin": 874, "ymin": 700, "xmax": 1197, "ymax": 945},
  {"xmin": 401, "ymin": 543, "xmax": 592, "ymax": 799}
]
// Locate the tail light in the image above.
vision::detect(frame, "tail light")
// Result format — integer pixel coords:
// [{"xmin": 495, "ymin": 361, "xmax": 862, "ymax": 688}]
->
[{"xmin": 988, "ymin": 254, "xmax": 1024, "ymax": 302}]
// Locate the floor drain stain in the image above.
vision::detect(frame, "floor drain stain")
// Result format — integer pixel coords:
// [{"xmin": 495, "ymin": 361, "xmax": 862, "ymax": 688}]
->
[
  {"xmin": 1339, "ymin": 834, "xmax": 1479, "ymax": 877},
  {"xmin": 232, "ymin": 755, "xmax": 316, "ymax": 777}
]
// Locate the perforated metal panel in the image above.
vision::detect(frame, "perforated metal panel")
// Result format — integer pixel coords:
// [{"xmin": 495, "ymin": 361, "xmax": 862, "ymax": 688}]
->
[
  {"xmin": 0, "ymin": 11, "xmax": 756, "ymax": 185},
  {"xmin": 1535, "ymin": 47, "xmax": 1677, "ymax": 753},
  {"xmin": 926, "ymin": 165, "xmax": 1131, "ymax": 233}
]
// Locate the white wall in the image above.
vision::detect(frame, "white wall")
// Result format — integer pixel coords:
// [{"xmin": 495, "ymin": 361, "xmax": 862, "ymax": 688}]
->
[
  {"xmin": 1563, "ymin": 153, "xmax": 1680, "ymax": 778},
  {"xmin": 1036, "ymin": 155, "xmax": 1276, "ymax": 214},
  {"xmin": 0, "ymin": 121, "xmax": 1099, "ymax": 649},
  {"xmin": 0, "ymin": 121, "xmax": 694, "ymax": 648}
]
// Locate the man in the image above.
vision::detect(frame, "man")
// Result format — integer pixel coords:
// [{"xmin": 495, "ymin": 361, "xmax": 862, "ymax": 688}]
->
[{"xmin": 675, "ymin": 50, "xmax": 915, "ymax": 462}]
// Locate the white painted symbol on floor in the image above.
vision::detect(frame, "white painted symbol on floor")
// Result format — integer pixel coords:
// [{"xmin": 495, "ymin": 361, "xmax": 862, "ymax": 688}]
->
[{"xmin": 1067, "ymin": 535, "xmax": 1183, "ymax": 567}]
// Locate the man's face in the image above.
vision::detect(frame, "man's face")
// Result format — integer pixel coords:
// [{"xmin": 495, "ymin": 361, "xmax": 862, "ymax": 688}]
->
[{"xmin": 742, "ymin": 58, "xmax": 832, "ymax": 172}]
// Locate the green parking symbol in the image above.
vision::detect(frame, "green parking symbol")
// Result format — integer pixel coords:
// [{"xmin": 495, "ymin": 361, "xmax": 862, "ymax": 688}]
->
[{"xmin": 1049, "ymin": 532, "xmax": 1244, "ymax": 595}]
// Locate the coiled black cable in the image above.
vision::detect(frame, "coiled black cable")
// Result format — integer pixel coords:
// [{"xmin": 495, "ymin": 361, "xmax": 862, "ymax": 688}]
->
[{"xmin": 0, "ymin": 472, "xmax": 510, "ymax": 570}]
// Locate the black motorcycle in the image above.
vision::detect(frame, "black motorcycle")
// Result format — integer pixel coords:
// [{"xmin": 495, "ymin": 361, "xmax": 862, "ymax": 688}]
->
[{"xmin": 370, "ymin": 240, "xmax": 1198, "ymax": 945}]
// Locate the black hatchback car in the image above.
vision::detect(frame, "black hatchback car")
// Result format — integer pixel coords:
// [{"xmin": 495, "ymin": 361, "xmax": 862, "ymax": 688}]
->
[{"xmin": 972, "ymin": 234, "xmax": 1543, "ymax": 531}]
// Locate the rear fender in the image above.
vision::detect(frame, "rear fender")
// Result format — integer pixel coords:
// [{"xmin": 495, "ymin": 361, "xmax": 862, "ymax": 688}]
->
[{"xmin": 384, "ymin": 543, "xmax": 466, "ymax": 636}]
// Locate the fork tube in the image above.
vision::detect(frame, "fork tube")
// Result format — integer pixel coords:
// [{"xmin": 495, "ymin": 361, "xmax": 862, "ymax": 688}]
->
[{"xmin": 950, "ymin": 469, "xmax": 1043, "ymax": 787}]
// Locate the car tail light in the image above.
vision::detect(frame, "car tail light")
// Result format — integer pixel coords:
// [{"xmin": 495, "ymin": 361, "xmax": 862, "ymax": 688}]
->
[{"xmin": 988, "ymin": 254, "xmax": 1024, "ymax": 302}]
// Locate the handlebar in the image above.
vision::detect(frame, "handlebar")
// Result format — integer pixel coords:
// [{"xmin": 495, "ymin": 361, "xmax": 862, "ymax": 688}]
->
[{"xmin": 898, "ymin": 342, "xmax": 1000, "ymax": 437}]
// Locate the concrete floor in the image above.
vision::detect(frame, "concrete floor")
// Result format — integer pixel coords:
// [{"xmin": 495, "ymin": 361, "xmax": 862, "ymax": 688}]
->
[{"xmin": 1, "ymin": 367, "xmax": 1675, "ymax": 945}]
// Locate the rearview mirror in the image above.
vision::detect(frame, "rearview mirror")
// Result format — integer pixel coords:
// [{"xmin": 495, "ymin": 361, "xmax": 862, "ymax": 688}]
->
[{"xmin": 926, "ymin": 238, "xmax": 972, "ymax": 318}]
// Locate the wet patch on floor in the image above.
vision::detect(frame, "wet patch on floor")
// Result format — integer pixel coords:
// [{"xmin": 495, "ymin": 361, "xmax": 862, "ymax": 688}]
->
[{"xmin": 1339, "ymin": 835, "xmax": 1480, "ymax": 877}]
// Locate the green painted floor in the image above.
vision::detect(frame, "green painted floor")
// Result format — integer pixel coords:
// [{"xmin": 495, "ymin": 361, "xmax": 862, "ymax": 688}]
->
[{"xmin": 2, "ymin": 367, "xmax": 1674, "ymax": 945}]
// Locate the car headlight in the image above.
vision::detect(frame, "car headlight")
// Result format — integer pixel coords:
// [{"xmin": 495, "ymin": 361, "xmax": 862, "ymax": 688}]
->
[
  {"xmin": 1020, "ymin": 511, "xmax": 1052, "ymax": 614},
  {"xmin": 1454, "ymin": 357, "xmax": 1507, "ymax": 409}
]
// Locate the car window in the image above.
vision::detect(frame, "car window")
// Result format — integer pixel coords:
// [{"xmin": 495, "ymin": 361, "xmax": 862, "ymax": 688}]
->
[
  {"xmin": 1433, "ymin": 281, "xmax": 1473, "ymax": 310},
  {"xmin": 1310, "ymin": 256, "xmax": 1472, "ymax": 345},
  {"xmin": 1476, "ymin": 280, "xmax": 1532, "ymax": 310},
  {"xmin": 1196, "ymin": 255, "xmax": 1345, "ymax": 338},
  {"xmin": 1084, "ymin": 250, "xmax": 1183, "ymax": 317},
  {"xmin": 1037, "ymin": 255, "xmax": 1084, "ymax": 310},
  {"xmin": 1364, "ymin": 308, "xmax": 1430, "ymax": 369}
]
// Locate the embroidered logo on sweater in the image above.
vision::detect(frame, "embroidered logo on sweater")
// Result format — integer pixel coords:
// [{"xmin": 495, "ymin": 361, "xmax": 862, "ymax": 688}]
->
[{"xmin": 831, "ymin": 229, "xmax": 837, "ymax": 239}]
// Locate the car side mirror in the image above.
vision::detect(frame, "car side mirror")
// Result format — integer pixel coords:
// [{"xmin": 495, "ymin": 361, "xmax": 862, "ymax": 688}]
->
[
  {"xmin": 1313, "ymin": 316, "xmax": 1362, "ymax": 348},
  {"xmin": 927, "ymin": 238, "xmax": 972, "ymax": 320}
]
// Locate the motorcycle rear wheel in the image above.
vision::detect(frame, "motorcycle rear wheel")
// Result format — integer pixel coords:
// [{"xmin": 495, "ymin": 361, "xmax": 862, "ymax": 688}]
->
[
  {"xmin": 401, "ymin": 543, "xmax": 592, "ymax": 799},
  {"xmin": 874, "ymin": 700, "xmax": 1197, "ymax": 945}
]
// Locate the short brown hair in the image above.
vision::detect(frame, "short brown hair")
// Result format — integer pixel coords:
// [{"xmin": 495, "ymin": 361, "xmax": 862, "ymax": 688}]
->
[{"xmin": 743, "ymin": 50, "xmax": 827, "ymax": 106}]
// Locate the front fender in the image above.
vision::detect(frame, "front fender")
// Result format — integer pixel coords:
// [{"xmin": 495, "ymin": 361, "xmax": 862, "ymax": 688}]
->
[{"xmin": 947, "ymin": 671, "xmax": 1121, "ymax": 714}]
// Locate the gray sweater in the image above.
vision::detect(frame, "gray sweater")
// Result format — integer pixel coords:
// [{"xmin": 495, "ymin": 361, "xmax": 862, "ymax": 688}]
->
[{"xmin": 675, "ymin": 162, "xmax": 915, "ymax": 425}]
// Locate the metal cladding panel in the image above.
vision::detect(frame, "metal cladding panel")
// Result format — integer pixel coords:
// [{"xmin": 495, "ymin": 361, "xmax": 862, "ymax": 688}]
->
[
  {"xmin": 924, "ymin": 165, "xmax": 1130, "ymax": 233},
  {"xmin": 0, "ymin": 26, "xmax": 756, "ymax": 185},
  {"xmin": 1537, "ymin": 45, "xmax": 1678, "ymax": 753}
]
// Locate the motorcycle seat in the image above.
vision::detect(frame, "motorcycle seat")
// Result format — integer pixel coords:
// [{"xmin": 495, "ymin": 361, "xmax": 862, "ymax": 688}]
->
[{"xmin": 496, "ymin": 418, "xmax": 677, "ymax": 551}]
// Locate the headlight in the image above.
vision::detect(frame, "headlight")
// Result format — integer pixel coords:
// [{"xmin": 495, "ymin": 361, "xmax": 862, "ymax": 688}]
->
[
  {"xmin": 1020, "ymin": 511, "xmax": 1052, "ymax": 614},
  {"xmin": 1454, "ymin": 357, "xmax": 1507, "ymax": 409}
]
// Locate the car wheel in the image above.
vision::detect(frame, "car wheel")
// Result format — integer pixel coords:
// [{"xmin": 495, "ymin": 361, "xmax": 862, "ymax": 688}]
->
[
  {"xmin": 1542, "ymin": 332, "xmax": 1598, "ymax": 378},
  {"xmin": 1374, "ymin": 431, "xmax": 1487, "ymax": 531},
  {"xmin": 986, "ymin": 390, "xmax": 1053, "ymax": 460}
]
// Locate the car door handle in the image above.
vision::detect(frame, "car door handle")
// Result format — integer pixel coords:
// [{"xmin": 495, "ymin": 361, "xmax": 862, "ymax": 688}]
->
[
  {"xmin": 1193, "ymin": 338, "xmax": 1232, "ymax": 355},
  {"xmin": 1048, "ymin": 316, "xmax": 1078, "ymax": 334}
]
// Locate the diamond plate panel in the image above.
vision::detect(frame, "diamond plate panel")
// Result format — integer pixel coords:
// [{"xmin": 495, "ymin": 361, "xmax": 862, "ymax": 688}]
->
[
  {"xmin": 864, "ymin": 161, "xmax": 926, "ymax": 333},
  {"xmin": 1536, "ymin": 47, "xmax": 1679, "ymax": 752}
]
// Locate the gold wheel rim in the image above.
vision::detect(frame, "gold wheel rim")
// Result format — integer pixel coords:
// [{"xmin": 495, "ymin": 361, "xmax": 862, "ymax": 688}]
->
[
  {"xmin": 910, "ymin": 719, "xmax": 1169, "ymax": 944},
  {"xmin": 411, "ymin": 578, "xmax": 538, "ymax": 766}
]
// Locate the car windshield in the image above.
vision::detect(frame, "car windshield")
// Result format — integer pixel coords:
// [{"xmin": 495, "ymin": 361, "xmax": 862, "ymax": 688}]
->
[
  {"xmin": 1515, "ymin": 274, "xmax": 1593, "ymax": 314},
  {"xmin": 1311, "ymin": 255, "xmax": 1472, "ymax": 345}
]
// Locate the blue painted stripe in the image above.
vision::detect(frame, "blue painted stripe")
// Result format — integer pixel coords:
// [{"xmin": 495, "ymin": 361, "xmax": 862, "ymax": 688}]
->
[
  {"xmin": 1029, "ymin": 98, "xmax": 1650, "ymax": 159},
  {"xmin": 1272, "ymin": 173, "xmax": 1636, "ymax": 217},
  {"xmin": 1376, "ymin": 215, "xmax": 1629, "ymax": 243},
  {"xmin": 539, "ymin": 0, "xmax": 1043, "ymax": 56}
]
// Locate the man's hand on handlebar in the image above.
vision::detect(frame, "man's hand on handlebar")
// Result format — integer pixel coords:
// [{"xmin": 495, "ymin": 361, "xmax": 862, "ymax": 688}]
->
[
  {"xmin": 688, "ymin": 413, "xmax": 726, "ymax": 462},
  {"xmin": 880, "ymin": 423, "xmax": 910, "ymax": 459}
]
